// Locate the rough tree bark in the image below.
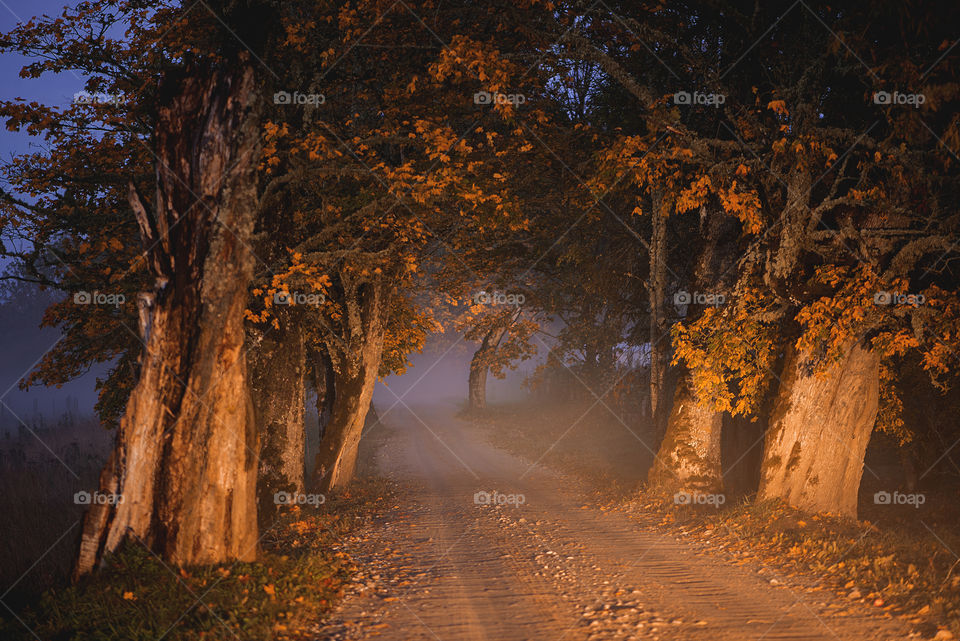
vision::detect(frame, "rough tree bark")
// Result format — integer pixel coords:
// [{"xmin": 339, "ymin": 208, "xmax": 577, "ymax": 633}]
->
[
  {"xmin": 647, "ymin": 375, "xmax": 724, "ymax": 493},
  {"xmin": 313, "ymin": 277, "xmax": 390, "ymax": 492},
  {"xmin": 648, "ymin": 211, "xmax": 738, "ymax": 493},
  {"xmin": 758, "ymin": 340, "xmax": 880, "ymax": 517},
  {"xmin": 248, "ymin": 322, "xmax": 306, "ymax": 525},
  {"xmin": 75, "ymin": 57, "xmax": 261, "ymax": 576},
  {"xmin": 648, "ymin": 192, "xmax": 670, "ymax": 439}
]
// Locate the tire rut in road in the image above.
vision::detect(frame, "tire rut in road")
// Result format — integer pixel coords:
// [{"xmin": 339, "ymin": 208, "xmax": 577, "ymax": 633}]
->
[
  {"xmin": 312, "ymin": 485, "xmax": 586, "ymax": 640},
  {"xmin": 313, "ymin": 406, "xmax": 910, "ymax": 641}
]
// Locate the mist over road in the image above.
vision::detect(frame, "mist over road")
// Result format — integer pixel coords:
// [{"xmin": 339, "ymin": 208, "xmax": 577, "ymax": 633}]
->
[{"xmin": 315, "ymin": 404, "xmax": 908, "ymax": 641}]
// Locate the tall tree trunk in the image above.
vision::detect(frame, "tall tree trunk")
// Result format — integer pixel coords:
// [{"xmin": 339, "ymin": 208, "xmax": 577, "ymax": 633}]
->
[
  {"xmin": 468, "ymin": 325, "xmax": 509, "ymax": 412},
  {"xmin": 248, "ymin": 322, "xmax": 306, "ymax": 526},
  {"xmin": 314, "ymin": 279, "xmax": 390, "ymax": 491},
  {"xmin": 649, "ymin": 210, "xmax": 739, "ymax": 493},
  {"xmin": 75, "ymin": 58, "xmax": 261, "ymax": 577},
  {"xmin": 310, "ymin": 346, "xmax": 336, "ymax": 441},
  {"xmin": 314, "ymin": 338, "xmax": 383, "ymax": 491},
  {"xmin": 648, "ymin": 192, "xmax": 670, "ymax": 439},
  {"xmin": 648, "ymin": 373, "xmax": 724, "ymax": 493},
  {"xmin": 758, "ymin": 341, "xmax": 880, "ymax": 517}
]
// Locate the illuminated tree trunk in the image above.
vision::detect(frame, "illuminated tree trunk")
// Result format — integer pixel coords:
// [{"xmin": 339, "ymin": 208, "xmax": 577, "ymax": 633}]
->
[
  {"xmin": 248, "ymin": 323, "xmax": 306, "ymax": 525},
  {"xmin": 314, "ymin": 342, "xmax": 382, "ymax": 491},
  {"xmin": 75, "ymin": 59, "xmax": 261, "ymax": 577},
  {"xmin": 314, "ymin": 279, "xmax": 389, "ymax": 491},
  {"xmin": 648, "ymin": 374, "xmax": 723, "ymax": 493},
  {"xmin": 468, "ymin": 325, "xmax": 508, "ymax": 411},
  {"xmin": 758, "ymin": 341, "xmax": 879, "ymax": 517}
]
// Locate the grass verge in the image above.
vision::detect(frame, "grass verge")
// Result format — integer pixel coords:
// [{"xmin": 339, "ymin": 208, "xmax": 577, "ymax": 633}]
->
[{"xmin": 0, "ymin": 479, "xmax": 395, "ymax": 641}]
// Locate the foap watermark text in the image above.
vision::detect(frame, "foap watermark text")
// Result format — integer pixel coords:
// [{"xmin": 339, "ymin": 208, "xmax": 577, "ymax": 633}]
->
[
  {"xmin": 873, "ymin": 91, "xmax": 925, "ymax": 108},
  {"xmin": 674, "ymin": 290, "xmax": 725, "ymax": 306},
  {"xmin": 474, "ymin": 490, "xmax": 525, "ymax": 507},
  {"xmin": 874, "ymin": 291, "xmax": 925, "ymax": 306},
  {"xmin": 674, "ymin": 91, "xmax": 725, "ymax": 107},
  {"xmin": 674, "ymin": 491, "xmax": 725, "ymax": 506},
  {"xmin": 874, "ymin": 490, "xmax": 925, "ymax": 508},
  {"xmin": 274, "ymin": 491, "xmax": 326, "ymax": 506},
  {"xmin": 473, "ymin": 290, "xmax": 524, "ymax": 307},
  {"xmin": 75, "ymin": 490, "xmax": 124, "ymax": 505},
  {"xmin": 274, "ymin": 90, "xmax": 325, "ymax": 106},
  {"xmin": 474, "ymin": 91, "xmax": 526, "ymax": 106},
  {"xmin": 274, "ymin": 290, "xmax": 324, "ymax": 306},
  {"xmin": 74, "ymin": 290, "xmax": 126, "ymax": 308}
]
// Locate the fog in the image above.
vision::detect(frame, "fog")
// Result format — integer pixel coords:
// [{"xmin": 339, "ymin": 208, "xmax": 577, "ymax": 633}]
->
[
  {"xmin": 0, "ymin": 287, "xmax": 106, "ymax": 435},
  {"xmin": 373, "ymin": 331, "xmax": 538, "ymax": 413},
  {"xmin": 0, "ymin": 280, "xmax": 540, "ymax": 439}
]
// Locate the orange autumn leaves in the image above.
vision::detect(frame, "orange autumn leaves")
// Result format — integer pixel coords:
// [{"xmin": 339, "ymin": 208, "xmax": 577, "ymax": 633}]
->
[
  {"xmin": 672, "ymin": 289, "xmax": 780, "ymax": 417},
  {"xmin": 246, "ymin": 251, "xmax": 332, "ymax": 328},
  {"xmin": 593, "ymin": 134, "xmax": 764, "ymax": 233},
  {"xmin": 672, "ymin": 260, "xmax": 960, "ymax": 440}
]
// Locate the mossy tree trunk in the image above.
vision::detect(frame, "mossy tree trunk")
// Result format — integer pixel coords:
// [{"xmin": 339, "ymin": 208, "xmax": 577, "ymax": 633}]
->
[
  {"xmin": 648, "ymin": 211, "xmax": 739, "ymax": 494},
  {"xmin": 758, "ymin": 341, "xmax": 879, "ymax": 517},
  {"xmin": 248, "ymin": 322, "xmax": 306, "ymax": 525},
  {"xmin": 648, "ymin": 191, "xmax": 670, "ymax": 439},
  {"xmin": 648, "ymin": 374, "xmax": 724, "ymax": 493}
]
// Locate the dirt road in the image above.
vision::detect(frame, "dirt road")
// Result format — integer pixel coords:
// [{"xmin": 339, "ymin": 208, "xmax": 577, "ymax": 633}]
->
[{"xmin": 313, "ymin": 403, "xmax": 910, "ymax": 641}]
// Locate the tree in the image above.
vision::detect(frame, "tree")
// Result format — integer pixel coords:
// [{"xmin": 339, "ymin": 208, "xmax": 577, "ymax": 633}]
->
[
  {"xmin": 0, "ymin": 1, "xmax": 281, "ymax": 570},
  {"xmin": 544, "ymin": 1, "xmax": 960, "ymax": 513},
  {"xmin": 758, "ymin": 339, "xmax": 879, "ymax": 515},
  {"xmin": 76, "ymin": 44, "xmax": 268, "ymax": 574},
  {"xmin": 247, "ymin": 313, "xmax": 307, "ymax": 526},
  {"xmin": 667, "ymin": 0, "xmax": 960, "ymax": 515},
  {"xmin": 1, "ymin": 0, "xmax": 285, "ymax": 573},
  {"xmin": 248, "ymin": 0, "xmax": 557, "ymax": 489},
  {"xmin": 648, "ymin": 213, "xmax": 741, "ymax": 494},
  {"xmin": 464, "ymin": 306, "xmax": 535, "ymax": 412}
]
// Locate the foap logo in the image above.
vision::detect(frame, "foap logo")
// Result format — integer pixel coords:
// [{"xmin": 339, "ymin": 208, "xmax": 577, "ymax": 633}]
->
[
  {"xmin": 73, "ymin": 90, "xmax": 125, "ymax": 106},
  {"xmin": 474, "ymin": 91, "xmax": 526, "ymax": 106},
  {"xmin": 274, "ymin": 290, "xmax": 325, "ymax": 306},
  {"xmin": 474, "ymin": 490, "xmax": 526, "ymax": 507},
  {"xmin": 873, "ymin": 291, "xmax": 925, "ymax": 306},
  {"xmin": 873, "ymin": 91, "xmax": 925, "ymax": 108},
  {"xmin": 74, "ymin": 490, "xmax": 124, "ymax": 506},
  {"xmin": 873, "ymin": 490, "xmax": 925, "ymax": 508},
  {"xmin": 674, "ymin": 290, "xmax": 725, "ymax": 307},
  {"xmin": 74, "ymin": 290, "xmax": 126, "ymax": 308},
  {"xmin": 274, "ymin": 491, "xmax": 326, "ymax": 506},
  {"xmin": 473, "ymin": 290, "xmax": 525, "ymax": 307},
  {"xmin": 674, "ymin": 91, "xmax": 725, "ymax": 107},
  {"xmin": 274, "ymin": 90, "xmax": 325, "ymax": 106},
  {"xmin": 674, "ymin": 491, "xmax": 725, "ymax": 506}
]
